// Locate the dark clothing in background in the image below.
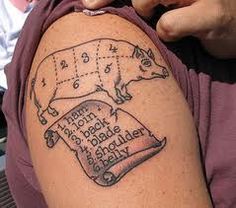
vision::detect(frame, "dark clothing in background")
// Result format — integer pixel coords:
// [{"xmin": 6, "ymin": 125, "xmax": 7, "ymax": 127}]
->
[{"xmin": 2, "ymin": 0, "xmax": 236, "ymax": 207}]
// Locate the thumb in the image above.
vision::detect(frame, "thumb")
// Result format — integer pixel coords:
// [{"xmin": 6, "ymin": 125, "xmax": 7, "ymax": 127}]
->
[
  {"xmin": 82, "ymin": 0, "xmax": 114, "ymax": 9},
  {"xmin": 132, "ymin": 0, "xmax": 162, "ymax": 17},
  {"xmin": 156, "ymin": 1, "xmax": 219, "ymax": 41}
]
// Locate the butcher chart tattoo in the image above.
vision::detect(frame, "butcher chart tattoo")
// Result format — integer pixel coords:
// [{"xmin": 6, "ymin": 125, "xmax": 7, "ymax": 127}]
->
[
  {"xmin": 30, "ymin": 38, "xmax": 169, "ymax": 125},
  {"xmin": 45, "ymin": 100, "xmax": 167, "ymax": 186},
  {"xmin": 30, "ymin": 38, "xmax": 169, "ymax": 186}
]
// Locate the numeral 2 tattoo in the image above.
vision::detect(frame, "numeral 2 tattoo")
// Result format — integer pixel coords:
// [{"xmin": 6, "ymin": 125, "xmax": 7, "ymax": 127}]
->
[
  {"xmin": 30, "ymin": 38, "xmax": 169, "ymax": 186},
  {"xmin": 45, "ymin": 100, "xmax": 166, "ymax": 186}
]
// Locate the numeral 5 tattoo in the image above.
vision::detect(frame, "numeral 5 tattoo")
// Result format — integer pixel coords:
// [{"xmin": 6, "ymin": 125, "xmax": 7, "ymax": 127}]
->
[
  {"xmin": 30, "ymin": 38, "xmax": 169, "ymax": 125},
  {"xmin": 45, "ymin": 100, "xmax": 167, "ymax": 186},
  {"xmin": 29, "ymin": 38, "xmax": 168, "ymax": 186}
]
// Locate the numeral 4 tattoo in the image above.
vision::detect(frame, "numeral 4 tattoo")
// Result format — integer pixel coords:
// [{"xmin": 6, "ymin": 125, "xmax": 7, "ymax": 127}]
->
[
  {"xmin": 30, "ymin": 38, "xmax": 169, "ymax": 125},
  {"xmin": 44, "ymin": 100, "xmax": 167, "ymax": 186},
  {"xmin": 29, "ymin": 38, "xmax": 168, "ymax": 187}
]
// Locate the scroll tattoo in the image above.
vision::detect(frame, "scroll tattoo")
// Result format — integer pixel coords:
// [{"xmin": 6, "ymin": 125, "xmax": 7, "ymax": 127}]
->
[
  {"xmin": 45, "ymin": 100, "xmax": 166, "ymax": 186},
  {"xmin": 30, "ymin": 38, "xmax": 169, "ymax": 186}
]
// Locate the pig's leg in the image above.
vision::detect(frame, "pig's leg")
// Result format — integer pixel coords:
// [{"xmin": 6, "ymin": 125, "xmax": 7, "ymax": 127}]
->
[
  {"xmin": 33, "ymin": 96, "xmax": 47, "ymax": 125},
  {"xmin": 121, "ymin": 85, "xmax": 132, "ymax": 100},
  {"xmin": 37, "ymin": 108, "xmax": 47, "ymax": 125},
  {"xmin": 47, "ymin": 105, "xmax": 59, "ymax": 117},
  {"xmin": 105, "ymin": 86, "xmax": 124, "ymax": 104},
  {"xmin": 46, "ymin": 89, "xmax": 59, "ymax": 117},
  {"xmin": 116, "ymin": 83, "xmax": 132, "ymax": 101}
]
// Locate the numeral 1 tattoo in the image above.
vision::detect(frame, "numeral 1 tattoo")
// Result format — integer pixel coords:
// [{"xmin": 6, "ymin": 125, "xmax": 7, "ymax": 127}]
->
[
  {"xmin": 44, "ymin": 100, "xmax": 166, "ymax": 186},
  {"xmin": 30, "ymin": 38, "xmax": 169, "ymax": 125},
  {"xmin": 41, "ymin": 78, "xmax": 46, "ymax": 87},
  {"xmin": 30, "ymin": 38, "xmax": 168, "ymax": 186}
]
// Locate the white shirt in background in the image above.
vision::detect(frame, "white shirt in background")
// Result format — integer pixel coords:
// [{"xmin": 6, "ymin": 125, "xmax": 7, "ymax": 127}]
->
[{"xmin": 0, "ymin": 0, "xmax": 34, "ymax": 89}]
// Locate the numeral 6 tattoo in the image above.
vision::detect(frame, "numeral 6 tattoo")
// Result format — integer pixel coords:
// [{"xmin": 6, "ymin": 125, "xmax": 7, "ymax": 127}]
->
[
  {"xmin": 29, "ymin": 38, "xmax": 168, "ymax": 187},
  {"xmin": 44, "ymin": 100, "xmax": 167, "ymax": 186},
  {"xmin": 30, "ymin": 38, "xmax": 169, "ymax": 125}
]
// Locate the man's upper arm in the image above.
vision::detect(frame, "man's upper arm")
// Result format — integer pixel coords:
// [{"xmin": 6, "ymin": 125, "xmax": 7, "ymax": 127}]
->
[{"xmin": 25, "ymin": 12, "xmax": 212, "ymax": 208}]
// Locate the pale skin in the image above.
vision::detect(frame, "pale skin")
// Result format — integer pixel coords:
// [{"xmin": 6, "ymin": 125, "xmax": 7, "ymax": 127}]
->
[
  {"xmin": 26, "ymin": 12, "xmax": 213, "ymax": 207},
  {"xmin": 10, "ymin": 0, "xmax": 39, "ymax": 12},
  {"xmin": 83, "ymin": 0, "xmax": 236, "ymax": 59}
]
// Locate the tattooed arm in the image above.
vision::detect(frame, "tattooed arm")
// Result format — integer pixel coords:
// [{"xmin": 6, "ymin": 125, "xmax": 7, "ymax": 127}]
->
[{"xmin": 26, "ymin": 12, "xmax": 212, "ymax": 208}]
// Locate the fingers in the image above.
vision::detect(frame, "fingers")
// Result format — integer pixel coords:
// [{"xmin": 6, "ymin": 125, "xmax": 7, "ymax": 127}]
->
[
  {"xmin": 82, "ymin": 0, "xmax": 236, "ymax": 58},
  {"xmin": 131, "ymin": 0, "xmax": 195, "ymax": 17},
  {"xmin": 156, "ymin": 1, "xmax": 226, "ymax": 41},
  {"xmin": 131, "ymin": 0, "xmax": 162, "ymax": 17},
  {"xmin": 82, "ymin": 0, "xmax": 114, "ymax": 9}
]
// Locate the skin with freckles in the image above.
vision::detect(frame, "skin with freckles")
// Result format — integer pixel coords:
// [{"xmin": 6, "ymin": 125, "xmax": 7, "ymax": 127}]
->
[
  {"xmin": 26, "ymin": 12, "xmax": 212, "ymax": 208},
  {"xmin": 83, "ymin": 0, "xmax": 236, "ymax": 59}
]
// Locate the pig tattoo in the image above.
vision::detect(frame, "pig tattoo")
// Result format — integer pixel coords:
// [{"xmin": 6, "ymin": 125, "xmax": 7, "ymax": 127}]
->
[
  {"xmin": 30, "ymin": 38, "xmax": 169, "ymax": 187},
  {"xmin": 30, "ymin": 38, "xmax": 169, "ymax": 125}
]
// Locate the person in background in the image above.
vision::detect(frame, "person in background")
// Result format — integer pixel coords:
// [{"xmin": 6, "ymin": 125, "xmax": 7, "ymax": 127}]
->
[
  {"xmin": 81, "ymin": 0, "xmax": 236, "ymax": 207},
  {"xmin": 82, "ymin": 0, "xmax": 236, "ymax": 59},
  {"xmin": 0, "ymin": 0, "xmax": 38, "ymax": 142},
  {"xmin": 0, "ymin": 0, "xmax": 38, "ymax": 90},
  {"xmin": 2, "ymin": 0, "xmax": 236, "ymax": 207}
]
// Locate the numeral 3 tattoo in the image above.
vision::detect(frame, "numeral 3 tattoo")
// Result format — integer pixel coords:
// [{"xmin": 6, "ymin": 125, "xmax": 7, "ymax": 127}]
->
[
  {"xmin": 30, "ymin": 38, "xmax": 168, "ymax": 186},
  {"xmin": 45, "ymin": 100, "xmax": 167, "ymax": 186},
  {"xmin": 30, "ymin": 38, "xmax": 169, "ymax": 125},
  {"xmin": 81, "ymin": 52, "xmax": 90, "ymax": 63}
]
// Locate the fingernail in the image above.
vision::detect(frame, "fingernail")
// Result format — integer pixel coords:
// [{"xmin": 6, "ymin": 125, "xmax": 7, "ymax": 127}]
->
[{"xmin": 82, "ymin": 0, "xmax": 96, "ymax": 8}]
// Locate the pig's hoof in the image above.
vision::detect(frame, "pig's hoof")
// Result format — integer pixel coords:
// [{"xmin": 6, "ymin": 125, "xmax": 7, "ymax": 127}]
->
[
  {"xmin": 124, "ymin": 95, "xmax": 132, "ymax": 100},
  {"xmin": 162, "ymin": 68, "xmax": 169, "ymax": 78},
  {"xmin": 48, "ymin": 107, "xmax": 59, "ymax": 117},
  {"xmin": 40, "ymin": 119, "xmax": 47, "ymax": 125},
  {"xmin": 52, "ymin": 110, "xmax": 59, "ymax": 117},
  {"xmin": 115, "ymin": 99, "xmax": 124, "ymax": 104}
]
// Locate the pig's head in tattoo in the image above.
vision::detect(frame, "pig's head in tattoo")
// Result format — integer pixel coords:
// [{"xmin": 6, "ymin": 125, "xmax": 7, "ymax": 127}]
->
[
  {"xmin": 30, "ymin": 38, "xmax": 169, "ymax": 125},
  {"xmin": 29, "ymin": 38, "xmax": 168, "ymax": 186}
]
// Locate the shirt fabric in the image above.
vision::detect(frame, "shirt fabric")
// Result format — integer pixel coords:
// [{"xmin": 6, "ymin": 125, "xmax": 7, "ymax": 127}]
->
[{"xmin": 2, "ymin": 0, "xmax": 236, "ymax": 207}]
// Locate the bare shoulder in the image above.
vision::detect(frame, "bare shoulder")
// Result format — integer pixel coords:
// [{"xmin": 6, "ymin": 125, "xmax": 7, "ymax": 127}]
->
[{"xmin": 25, "ymin": 12, "xmax": 212, "ymax": 208}]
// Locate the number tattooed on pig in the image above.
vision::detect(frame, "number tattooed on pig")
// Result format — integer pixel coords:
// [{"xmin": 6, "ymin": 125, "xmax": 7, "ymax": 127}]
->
[{"xmin": 30, "ymin": 38, "xmax": 169, "ymax": 125}]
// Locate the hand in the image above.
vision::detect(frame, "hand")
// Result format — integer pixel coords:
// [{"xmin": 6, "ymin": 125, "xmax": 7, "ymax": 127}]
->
[
  {"xmin": 82, "ymin": 0, "xmax": 236, "ymax": 59},
  {"xmin": 82, "ymin": 0, "xmax": 114, "ymax": 9}
]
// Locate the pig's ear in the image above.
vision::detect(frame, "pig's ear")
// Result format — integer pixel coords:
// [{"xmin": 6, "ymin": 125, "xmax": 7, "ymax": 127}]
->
[
  {"xmin": 147, "ymin": 48, "xmax": 155, "ymax": 60},
  {"xmin": 132, "ymin": 46, "xmax": 144, "ymax": 59}
]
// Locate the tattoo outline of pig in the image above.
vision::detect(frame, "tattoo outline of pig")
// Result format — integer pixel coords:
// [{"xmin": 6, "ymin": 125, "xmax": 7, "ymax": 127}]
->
[{"xmin": 30, "ymin": 38, "xmax": 169, "ymax": 125}]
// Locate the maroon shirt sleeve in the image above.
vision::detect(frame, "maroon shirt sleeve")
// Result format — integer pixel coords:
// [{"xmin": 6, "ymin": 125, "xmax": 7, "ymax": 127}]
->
[{"xmin": 2, "ymin": 0, "xmax": 236, "ymax": 207}]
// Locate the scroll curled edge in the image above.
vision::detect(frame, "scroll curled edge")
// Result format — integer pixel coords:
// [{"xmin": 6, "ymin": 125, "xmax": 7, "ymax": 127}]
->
[{"xmin": 44, "ymin": 100, "xmax": 166, "ymax": 186}]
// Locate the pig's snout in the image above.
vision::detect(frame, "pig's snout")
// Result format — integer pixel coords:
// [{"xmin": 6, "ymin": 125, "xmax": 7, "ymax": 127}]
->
[
  {"xmin": 151, "ymin": 67, "xmax": 169, "ymax": 79},
  {"xmin": 162, "ymin": 67, "xmax": 169, "ymax": 78}
]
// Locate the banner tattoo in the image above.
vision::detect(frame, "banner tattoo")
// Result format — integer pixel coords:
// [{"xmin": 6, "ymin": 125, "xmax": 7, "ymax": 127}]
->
[{"xmin": 30, "ymin": 38, "xmax": 169, "ymax": 186}]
